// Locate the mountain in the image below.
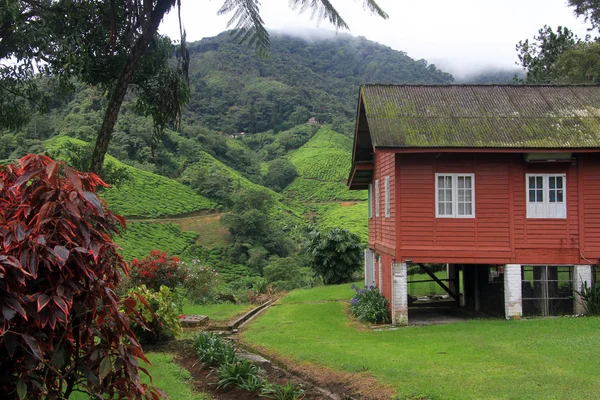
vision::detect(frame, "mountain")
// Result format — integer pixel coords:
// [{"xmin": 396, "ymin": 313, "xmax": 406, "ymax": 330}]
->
[{"xmin": 184, "ymin": 31, "xmax": 454, "ymax": 135}]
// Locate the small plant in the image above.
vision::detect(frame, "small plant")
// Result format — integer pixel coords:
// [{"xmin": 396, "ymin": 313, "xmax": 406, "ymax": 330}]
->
[
  {"xmin": 194, "ymin": 332, "xmax": 238, "ymax": 367},
  {"xmin": 130, "ymin": 250, "xmax": 187, "ymax": 290},
  {"xmin": 349, "ymin": 284, "xmax": 391, "ymax": 324},
  {"xmin": 214, "ymin": 359, "xmax": 264, "ymax": 391},
  {"xmin": 128, "ymin": 285, "xmax": 183, "ymax": 345},
  {"xmin": 574, "ymin": 281, "xmax": 600, "ymax": 315},
  {"xmin": 261, "ymin": 381, "xmax": 306, "ymax": 400}
]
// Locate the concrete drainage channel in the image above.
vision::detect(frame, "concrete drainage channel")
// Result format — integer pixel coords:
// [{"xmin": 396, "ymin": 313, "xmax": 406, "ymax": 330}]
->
[{"xmin": 183, "ymin": 300, "xmax": 359, "ymax": 400}]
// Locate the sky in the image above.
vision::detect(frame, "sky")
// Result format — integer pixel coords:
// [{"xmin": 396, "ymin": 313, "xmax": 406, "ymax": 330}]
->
[{"xmin": 159, "ymin": 0, "xmax": 593, "ymax": 79}]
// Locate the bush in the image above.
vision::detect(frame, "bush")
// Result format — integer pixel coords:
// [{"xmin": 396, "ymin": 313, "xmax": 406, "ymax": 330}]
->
[
  {"xmin": 349, "ymin": 285, "xmax": 391, "ymax": 324},
  {"xmin": 263, "ymin": 256, "xmax": 318, "ymax": 291},
  {"xmin": 261, "ymin": 381, "xmax": 306, "ymax": 400},
  {"xmin": 130, "ymin": 250, "xmax": 187, "ymax": 290},
  {"xmin": 305, "ymin": 228, "xmax": 364, "ymax": 284},
  {"xmin": 215, "ymin": 359, "xmax": 264, "ymax": 391},
  {"xmin": 128, "ymin": 285, "xmax": 183, "ymax": 345},
  {"xmin": 0, "ymin": 155, "xmax": 160, "ymax": 399},
  {"xmin": 575, "ymin": 281, "xmax": 600, "ymax": 315},
  {"xmin": 194, "ymin": 332, "xmax": 238, "ymax": 367},
  {"xmin": 183, "ymin": 260, "xmax": 221, "ymax": 304}
]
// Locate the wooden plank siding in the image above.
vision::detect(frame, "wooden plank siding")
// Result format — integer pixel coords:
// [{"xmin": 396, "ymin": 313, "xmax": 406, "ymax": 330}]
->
[
  {"xmin": 582, "ymin": 154, "xmax": 600, "ymax": 256},
  {"xmin": 367, "ymin": 152, "xmax": 600, "ymax": 266}
]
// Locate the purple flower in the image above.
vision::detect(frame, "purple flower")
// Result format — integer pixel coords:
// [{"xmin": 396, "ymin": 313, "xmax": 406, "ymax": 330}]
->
[
  {"xmin": 369, "ymin": 285, "xmax": 375, "ymax": 290},
  {"xmin": 358, "ymin": 289, "xmax": 365, "ymax": 295},
  {"xmin": 351, "ymin": 298, "xmax": 359, "ymax": 305},
  {"xmin": 351, "ymin": 283, "xmax": 356, "ymax": 289}
]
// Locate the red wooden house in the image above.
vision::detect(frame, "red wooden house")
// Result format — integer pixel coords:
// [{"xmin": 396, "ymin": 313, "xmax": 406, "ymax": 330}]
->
[{"xmin": 348, "ymin": 84, "xmax": 600, "ymax": 325}]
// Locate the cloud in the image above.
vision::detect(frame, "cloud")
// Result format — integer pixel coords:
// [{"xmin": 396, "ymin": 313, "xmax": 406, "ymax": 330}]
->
[{"xmin": 160, "ymin": 0, "xmax": 593, "ymax": 74}]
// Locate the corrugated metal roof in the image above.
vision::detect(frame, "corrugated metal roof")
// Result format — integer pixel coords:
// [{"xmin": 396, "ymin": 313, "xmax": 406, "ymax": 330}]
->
[{"xmin": 360, "ymin": 84, "xmax": 600, "ymax": 148}]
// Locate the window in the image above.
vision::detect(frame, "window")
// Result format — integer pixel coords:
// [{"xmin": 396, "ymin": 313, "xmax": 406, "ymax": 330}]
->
[
  {"xmin": 384, "ymin": 176, "xmax": 390, "ymax": 218},
  {"xmin": 375, "ymin": 179, "xmax": 380, "ymax": 217},
  {"xmin": 368, "ymin": 184, "xmax": 372, "ymax": 218},
  {"xmin": 526, "ymin": 174, "xmax": 566, "ymax": 218},
  {"xmin": 435, "ymin": 174, "xmax": 475, "ymax": 218}
]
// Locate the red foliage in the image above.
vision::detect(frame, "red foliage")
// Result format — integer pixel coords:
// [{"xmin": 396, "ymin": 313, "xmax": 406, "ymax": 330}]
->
[
  {"xmin": 0, "ymin": 155, "xmax": 163, "ymax": 399},
  {"xmin": 131, "ymin": 250, "xmax": 186, "ymax": 290}
]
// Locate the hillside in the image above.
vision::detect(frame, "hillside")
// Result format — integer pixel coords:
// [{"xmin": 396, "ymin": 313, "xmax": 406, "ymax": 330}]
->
[
  {"xmin": 284, "ymin": 126, "xmax": 367, "ymax": 203},
  {"xmin": 186, "ymin": 31, "xmax": 454, "ymax": 135}
]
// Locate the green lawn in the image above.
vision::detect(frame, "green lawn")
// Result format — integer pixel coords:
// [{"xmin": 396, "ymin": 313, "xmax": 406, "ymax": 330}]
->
[
  {"xmin": 242, "ymin": 283, "xmax": 600, "ymax": 400},
  {"xmin": 182, "ymin": 302, "xmax": 253, "ymax": 321},
  {"xmin": 72, "ymin": 352, "xmax": 208, "ymax": 400}
]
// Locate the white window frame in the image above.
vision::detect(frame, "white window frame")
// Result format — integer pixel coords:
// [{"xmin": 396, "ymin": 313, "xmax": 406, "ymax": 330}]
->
[
  {"xmin": 368, "ymin": 183, "xmax": 373, "ymax": 219},
  {"xmin": 384, "ymin": 176, "xmax": 390, "ymax": 218},
  {"xmin": 375, "ymin": 179, "xmax": 380, "ymax": 217},
  {"xmin": 526, "ymin": 173, "xmax": 567, "ymax": 219},
  {"xmin": 435, "ymin": 173, "xmax": 475, "ymax": 218}
]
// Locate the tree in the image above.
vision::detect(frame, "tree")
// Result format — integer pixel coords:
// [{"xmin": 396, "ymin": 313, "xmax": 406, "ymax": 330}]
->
[
  {"xmin": 568, "ymin": 0, "xmax": 600, "ymax": 31},
  {"xmin": 1, "ymin": 0, "xmax": 388, "ymax": 174},
  {"xmin": 263, "ymin": 158, "xmax": 298, "ymax": 192},
  {"xmin": 305, "ymin": 228, "xmax": 363, "ymax": 285},
  {"xmin": 0, "ymin": 155, "xmax": 160, "ymax": 399},
  {"xmin": 515, "ymin": 25, "xmax": 580, "ymax": 83}
]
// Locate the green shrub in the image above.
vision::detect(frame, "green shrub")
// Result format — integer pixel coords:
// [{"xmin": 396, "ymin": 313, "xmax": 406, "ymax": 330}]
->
[
  {"xmin": 194, "ymin": 332, "xmax": 238, "ymax": 367},
  {"xmin": 130, "ymin": 250, "xmax": 187, "ymax": 290},
  {"xmin": 305, "ymin": 228, "xmax": 364, "ymax": 285},
  {"xmin": 214, "ymin": 359, "xmax": 264, "ymax": 391},
  {"xmin": 263, "ymin": 256, "xmax": 318, "ymax": 291},
  {"xmin": 261, "ymin": 381, "xmax": 305, "ymax": 400},
  {"xmin": 183, "ymin": 260, "xmax": 221, "ymax": 304},
  {"xmin": 575, "ymin": 281, "xmax": 600, "ymax": 315},
  {"xmin": 128, "ymin": 285, "xmax": 183, "ymax": 345},
  {"xmin": 349, "ymin": 285, "xmax": 391, "ymax": 324}
]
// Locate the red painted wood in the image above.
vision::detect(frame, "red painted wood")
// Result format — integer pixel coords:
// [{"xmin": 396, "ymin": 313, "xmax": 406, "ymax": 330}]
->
[{"xmin": 367, "ymin": 152, "xmax": 600, "ymax": 266}]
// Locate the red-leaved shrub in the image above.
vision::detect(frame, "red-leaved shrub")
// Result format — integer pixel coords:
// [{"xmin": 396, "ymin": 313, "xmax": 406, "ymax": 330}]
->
[
  {"xmin": 131, "ymin": 250, "xmax": 187, "ymax": 290},
  {"xmin": 0, "ymin": 155, "xmax": 163, "ymax": 399}
]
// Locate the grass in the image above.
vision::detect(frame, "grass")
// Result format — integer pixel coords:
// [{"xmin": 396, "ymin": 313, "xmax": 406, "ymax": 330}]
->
[
  {"xmin": 318, "ymin": 202, "xmax": 368, "ymax": 242},
  {"xmin": 242, "ymin": 283, "xmax": 600, "ymax": 400},
  {"xmin": 182, "ymin": 302, "xmax": 253, "ymax": 321},
  {"xmin": 284, "ymin": 178, "xmax": 367, "ymax": 202},
  {"xmin": 279, "ymin": 281, "xmax": 361, "ymax": 304},
  {"xmin": 72, "ymin": 352, "xmax": 208, "ymax": 400},
  {"xmin": 131, "ymin": 214, "xmax": 231, "ymax": 249},
  {"xmin": 287, "ymin": 126, "xmax": 353, "ymax": 182},
  {"xmin": 115, "ymin": 222, "xmax": 198, "ymax": 261},
  {"xmin": 45, "ymin": 136, "xmax": 215, "ymax": 218}
]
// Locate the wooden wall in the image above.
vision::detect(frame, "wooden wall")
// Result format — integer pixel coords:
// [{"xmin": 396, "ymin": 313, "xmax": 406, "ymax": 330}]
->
[{"xmin": 367, "ymin": 151, "xmax": 600, "ymax": 266}]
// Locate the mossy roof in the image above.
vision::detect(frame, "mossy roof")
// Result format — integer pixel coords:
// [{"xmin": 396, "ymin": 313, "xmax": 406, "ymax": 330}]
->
[{"xmin": 360, "ymin": 84, "xmax": 600, "ymax": 148}]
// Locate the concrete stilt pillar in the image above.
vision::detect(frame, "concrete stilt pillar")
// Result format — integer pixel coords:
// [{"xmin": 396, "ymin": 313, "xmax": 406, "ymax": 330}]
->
[
  {"xmin": 392, "ymin": 262, "xmax": 408, "ymax": 326},
  {"xmin": 573, "ymin": 265, "xmax": 593, "ymax": 315},
  {"xmin": 364, "ymin": 249, "xmax": 375, "ymax": 288},
  {"xmin": 504, "ymin": 264, "xmax": 522, "ymax": 319}
]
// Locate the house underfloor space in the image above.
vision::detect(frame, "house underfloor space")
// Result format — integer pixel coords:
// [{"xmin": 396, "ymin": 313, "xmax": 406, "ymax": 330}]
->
[
  {"xmin": 408, "ymin": 305, "xmax": 487, "ymax": 326},
  {"xmin": 404, "ymin": 264, "xmax": 506, "ymax": 324}
]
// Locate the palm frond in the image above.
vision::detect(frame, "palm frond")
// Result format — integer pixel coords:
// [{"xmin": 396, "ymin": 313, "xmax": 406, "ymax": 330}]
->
[
  {"xmin": 217, "ymin": 0, "xmax": 388, "ymax": 55},
  {"xmin": 217, "ymin": 0, "xmax": 270, "ymax": 56},
  {"xmin": 361, "ymin": 0, "xmax": 389, "ymax": 19}
]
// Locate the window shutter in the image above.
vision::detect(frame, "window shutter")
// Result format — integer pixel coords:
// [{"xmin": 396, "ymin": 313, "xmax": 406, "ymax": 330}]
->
[
  {"xmin": 385, "ymin": 176, "xmax": 390, "ymax": 218},
  {"xmin": 375, "ymin": 179, "xmax": 380, "ymax": 217}
]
